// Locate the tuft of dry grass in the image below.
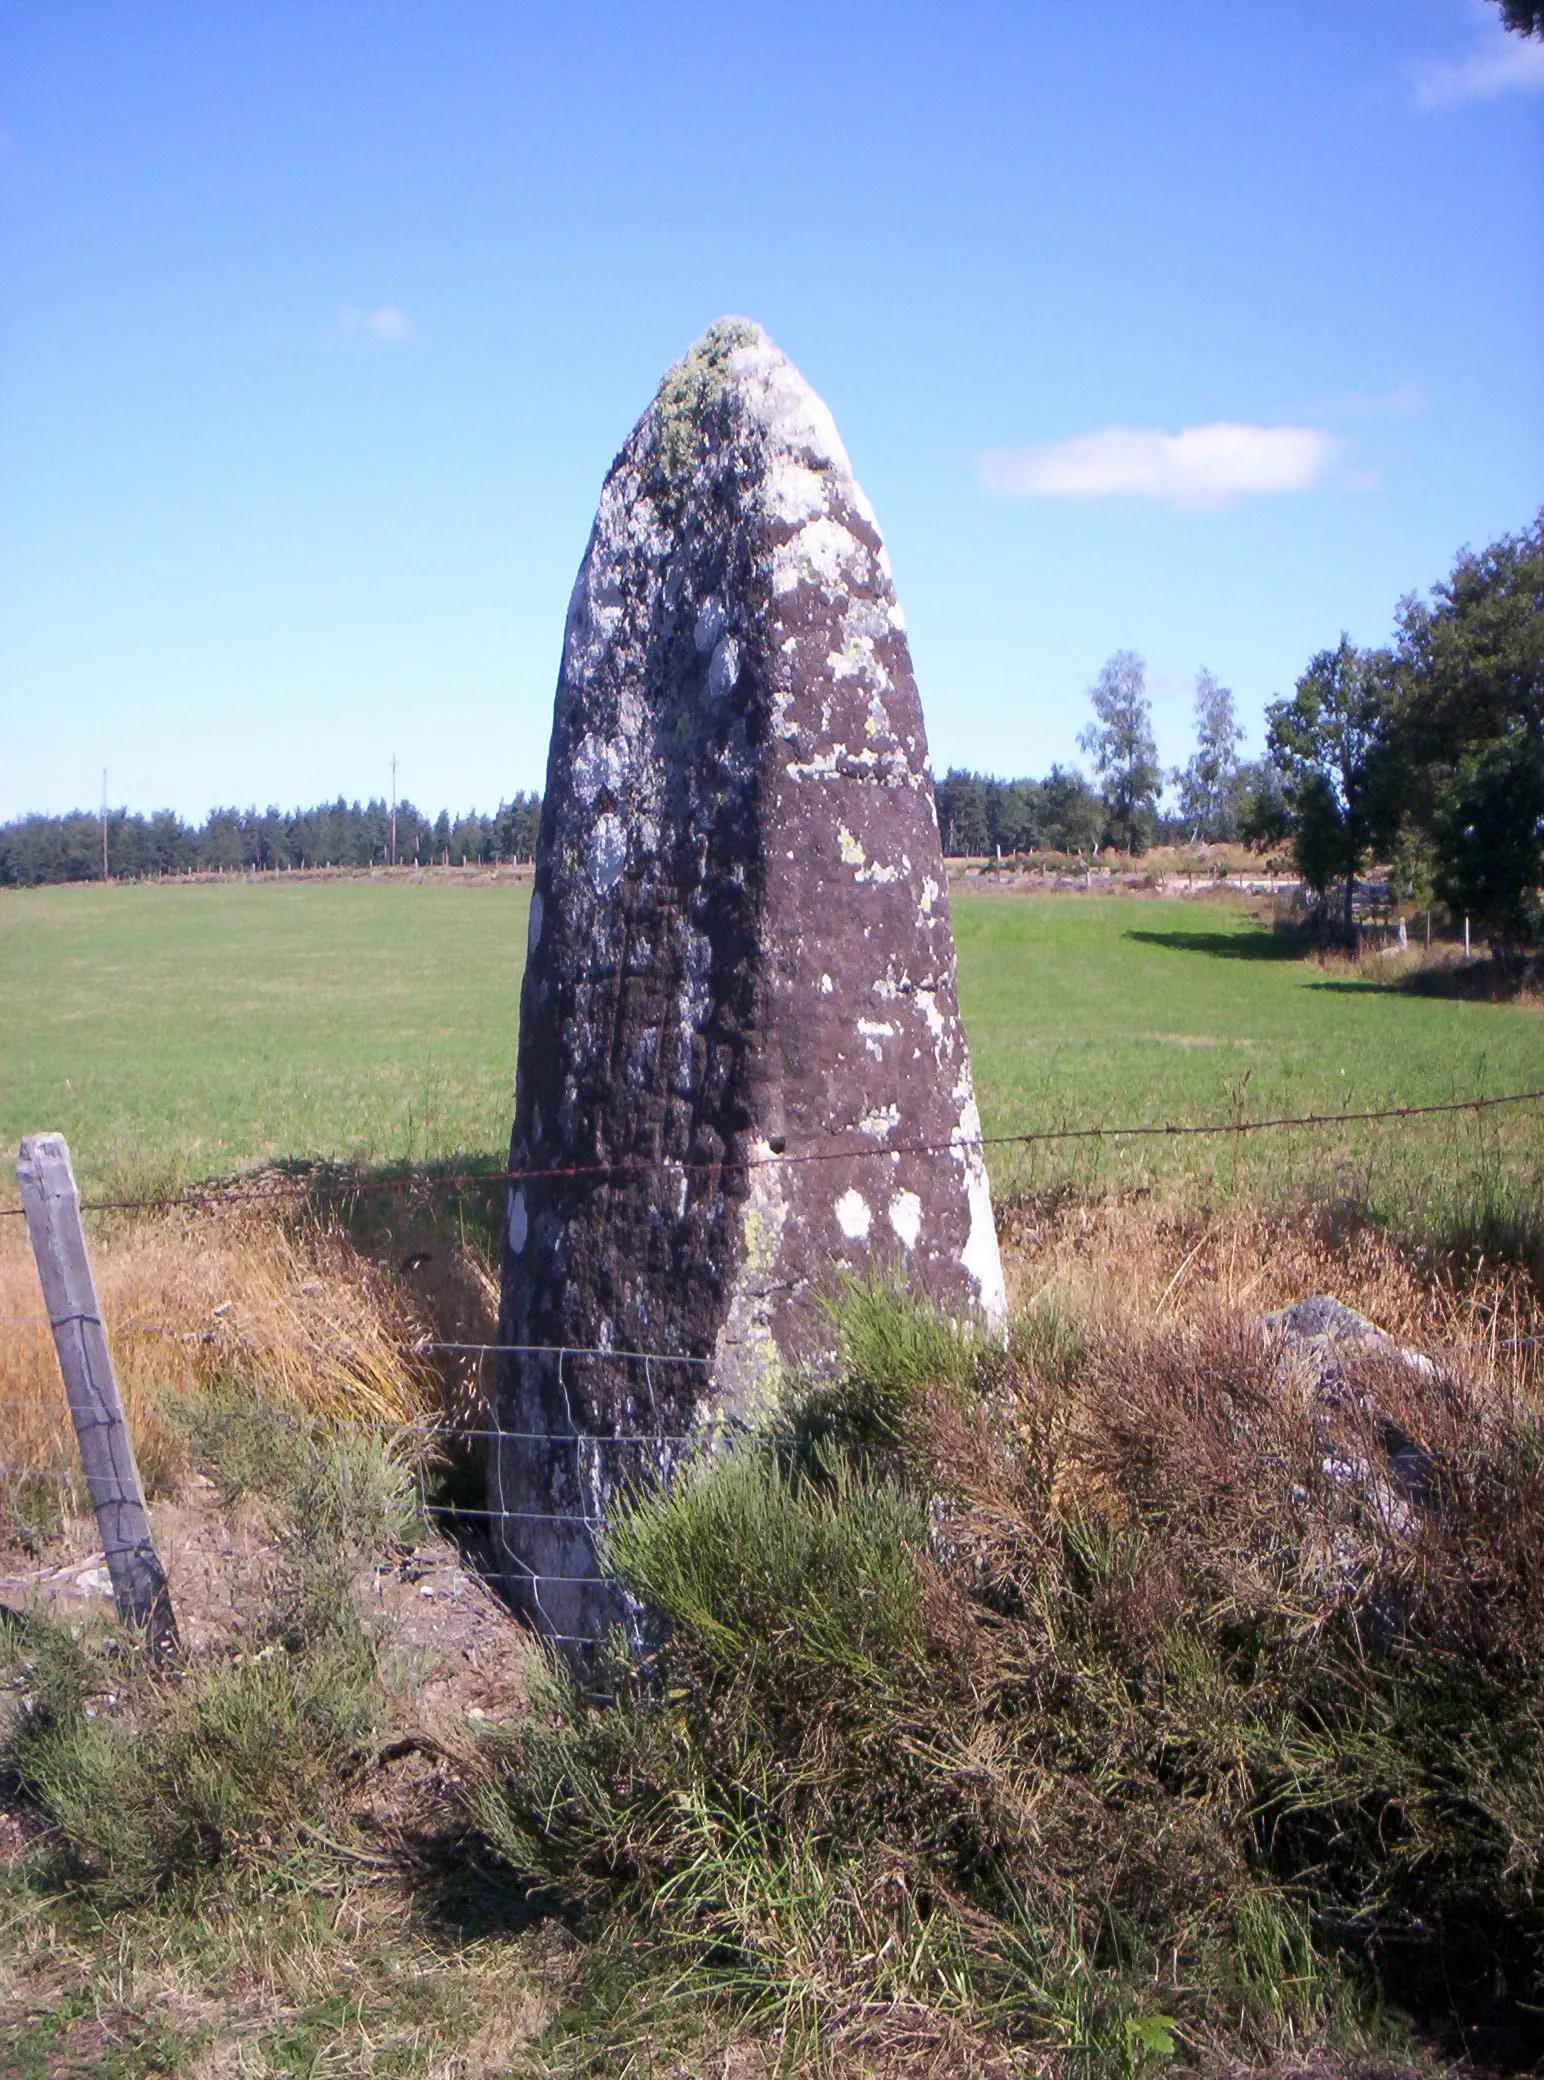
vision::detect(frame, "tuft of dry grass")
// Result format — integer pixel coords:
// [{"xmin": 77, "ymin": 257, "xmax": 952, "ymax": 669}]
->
[
  {"xmin": 1001, "ymin": 1192, "xmax": 1541, "ymax": 1394},
  {"xmin": 0, "ymin": 1207, "xmax": 447, "ymax": 1495}
]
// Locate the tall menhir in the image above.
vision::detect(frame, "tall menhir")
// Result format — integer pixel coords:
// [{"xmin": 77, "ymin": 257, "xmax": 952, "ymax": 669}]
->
[{"xmin": 494, "ymin": 320, "xmax": 1005, "ymax": 1645}]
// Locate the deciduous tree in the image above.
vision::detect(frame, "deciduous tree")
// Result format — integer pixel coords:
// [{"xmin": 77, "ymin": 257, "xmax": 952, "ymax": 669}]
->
[
  {"xmin": 1391, "ymin": 512, "xmax": 1544, "ymax": 960},
  {"xmin": 1265, "ymin": 635, "xmax": 1391, "ymax": 941},
  {"xmin": 1078, "ymin": 650, "xmax": 1161, "ymax": 854},
  {"xmin": 1172, "ymin": 669, "xmax": 1244, "ymax": 841}
]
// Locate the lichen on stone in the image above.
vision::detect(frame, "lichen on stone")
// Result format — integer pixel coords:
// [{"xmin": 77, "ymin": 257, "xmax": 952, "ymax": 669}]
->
[{"xmin": 647, "ymin": 317, "xmax": 765, "ymax": 518}]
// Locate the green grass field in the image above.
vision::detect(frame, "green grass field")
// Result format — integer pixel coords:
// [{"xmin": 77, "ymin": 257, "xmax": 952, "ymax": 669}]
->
[{"xmin": 1, "ymin": 877, "xmax": 1539, "ymax": 1224}]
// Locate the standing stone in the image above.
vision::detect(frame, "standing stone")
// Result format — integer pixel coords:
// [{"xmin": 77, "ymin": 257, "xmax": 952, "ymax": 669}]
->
[{"xmin": 493, "ymin": 319, "xmax": 1005, "ymax": 1645}]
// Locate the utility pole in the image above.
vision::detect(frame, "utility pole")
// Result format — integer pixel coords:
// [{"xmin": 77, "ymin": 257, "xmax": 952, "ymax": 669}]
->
[
  {"xmin": 390, "ymin": 754, "xmax": 398, "ymax": 869},
  {"xmin": 100, "ymin": 769, "xmax": 108, "ymax": 883}
]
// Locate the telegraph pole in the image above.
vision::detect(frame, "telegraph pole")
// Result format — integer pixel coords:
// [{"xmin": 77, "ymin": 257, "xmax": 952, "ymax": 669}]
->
[
  {"xmin": 100, "ymin": 770, "xmax": 108, "ymax": 883},
  {"xmin": 390, "ymin": 754, "xmax": 398, "ymax": 868}
]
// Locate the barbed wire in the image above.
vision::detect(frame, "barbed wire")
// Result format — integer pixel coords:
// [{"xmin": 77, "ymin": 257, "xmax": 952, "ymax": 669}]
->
[{"xmin": 1, "ymin": 1084, "xmax": 1539, "ymax": 1223}]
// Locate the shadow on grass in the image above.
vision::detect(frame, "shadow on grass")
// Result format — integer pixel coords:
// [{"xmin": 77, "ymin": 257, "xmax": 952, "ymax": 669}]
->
[
  {"xmin": 262, "ymin": 1151, "xmax": 512, "ymax": 1257},
  {"xmin": 1309, "ymin": 958, "xmax": 1543, "ymax": 1004},
  {"xmin": 395, "ymin": 1819, "xmax": 586, "ymax": 1945},
  {"xmin": 1124, "ymin": 925, "xmax": 1304, "ymax": 962}
]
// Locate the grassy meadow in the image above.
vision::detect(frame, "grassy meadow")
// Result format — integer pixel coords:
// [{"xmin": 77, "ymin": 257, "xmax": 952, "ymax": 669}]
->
[
  {"xmin": 1, "ymin": 873, "xmax": 1539, "ymax": 1229},
  {"xmin": 3, "ymin": 874, "xmax": 1544, "ymax": 2074},
  {"xmin": 0, "ymin": 877, "xmax": 528, "ymax": 1196}
]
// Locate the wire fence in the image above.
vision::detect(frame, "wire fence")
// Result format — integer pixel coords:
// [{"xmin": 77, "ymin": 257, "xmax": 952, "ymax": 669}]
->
[
  {"xmin": 5, "ymin": 1085, "xmax": 1542, "ymax": 1645},
  {"xmin": 0, "ymin": 1324, "xmax": 772, "ymax": 1647},
  {"xmin": 0, "ymin": 1085, "xmax": 1540, "ymax": 1222}
]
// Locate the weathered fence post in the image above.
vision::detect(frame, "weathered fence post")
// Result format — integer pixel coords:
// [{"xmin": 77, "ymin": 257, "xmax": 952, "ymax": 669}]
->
[{"xmin": 15, "ymin": 1134, "xmax": 179, "ymax": 1658}]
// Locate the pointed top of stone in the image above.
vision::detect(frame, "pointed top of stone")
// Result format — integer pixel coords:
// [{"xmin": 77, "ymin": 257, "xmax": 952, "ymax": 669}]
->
[{"xmin": 631, "ymin": 317, "xmax": 870, "ymax": 531}]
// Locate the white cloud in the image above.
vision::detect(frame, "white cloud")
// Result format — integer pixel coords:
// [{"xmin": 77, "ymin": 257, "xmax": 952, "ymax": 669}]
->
[
  {"xmin": 1414, "ymin": 12, "xmax": 1544, "ymax": 107},
  {"xmin": 339, "ymin": 304, "xmax": 416, "ymax": 344},
  {"xmin": 1352, "ymin": 378, "xmax": 1422, "ymax": 416},
  {"xmin": 979, "ymin": 422, "xmax": 1339, "ymax": 510}
]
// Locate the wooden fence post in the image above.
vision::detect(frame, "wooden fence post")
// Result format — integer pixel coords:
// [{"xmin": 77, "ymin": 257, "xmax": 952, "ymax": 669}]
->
[{"xmin": 15, "ymin": 1134, "xmax": 179, "ymax": 1658}]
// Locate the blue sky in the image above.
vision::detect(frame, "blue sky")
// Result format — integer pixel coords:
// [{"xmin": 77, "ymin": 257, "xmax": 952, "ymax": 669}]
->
[{"xmin": 2, "ymin": 1, "xmax": 1540, "ymax": 822}]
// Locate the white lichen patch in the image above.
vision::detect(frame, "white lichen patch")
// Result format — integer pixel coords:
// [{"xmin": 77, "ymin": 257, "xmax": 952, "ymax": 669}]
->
[
  {"xmin": 820, "ymin": 973, "xmax": 833, "ymax": 994},
  {"xmin": 835, "ymin": 1188, "xmax": 872, "ymax": 1241},
  {"xmin": 919, "ymin": 876, "xmax": 940, "ymax": 916},
  {"xmin": 730, "ymin": 333, "xmax": 852, "ymax": 477},
  {"xmin": 786, "ymin": 748, "xmax": 844, "ymax": 781},
  {"xmin": 828, "ymin": 641, "xmax": 873, "ymax": 685},
  {"xmin": 888, "ymin": 1190, "xmax": 922, "ymax": 1250},
  {"xmin": 765, "ymin": 457, "xmax": 828, "ymax": 527},
  {"xmin": 838, "ymin": 825, "xmax": 866, "ymax": 868},
  {"xmin": 949, "ymin": 1094, "xmax": 1007, "ymax": 1330},
  {"xmin": 857, "ymin": 1018, "xmax": 895, "ymax": 1061},
  {"xmin": 858, "ymin": 1103, "xmax": 900, "ymax": 1140},
  {"xmin": 573, "ymin": 733, "xmax": 628, "ymax": 805},
  {"xmin": 587, "ymin": 815, "xmax": 627, "ymax": 895},
  {"xmin": 854, "ymin": 852, "xmax": 908, "ymax": 886},
  {"xmin": 915, "ymin": 988, "xmax": 946, "ymax": 1042},
  {"xmin": 772, "ymin": 517, "xmax": 867, "ymax": 598}
]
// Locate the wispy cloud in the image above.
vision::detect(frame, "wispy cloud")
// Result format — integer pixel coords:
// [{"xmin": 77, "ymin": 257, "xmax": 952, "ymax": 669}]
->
[
  {"xmin": 1413, "ymin": 10, "xmax": 1544, "ymax": 107},
  {"xmin": 1306, "ymin": 378, "xmax": 1423, "ymax": 421},
  {"xmin": 338, "ymin": 304, "xmax": 416, "ymax": 344},
  {"xmin": 980, "ymin": 423, "xmax": 1339, "ymax": 510},
  {"xmin": 1349, "ymin": 378, "xmax": 1423, "ymax": 416}
]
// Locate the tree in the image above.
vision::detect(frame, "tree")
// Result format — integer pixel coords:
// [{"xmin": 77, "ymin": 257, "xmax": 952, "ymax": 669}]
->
[
  {"xmin": 1172, "ymin": 668, "xmax": 1244, "ymax": 841},
  {"xmin": 1430, "ymin": 735, "xmax": 1544, "ymax": 962},
  {"xmin": 934, "ymin": 771, "xmax": 991, "ymax": 856},
  {"xmin": 1236, "ymin": 759, "xmax": 1292, "ymax": 851},
  {"xmin": 1078, "ymin": 650, "xmax": 1161, "ymax": 854},
  {"xmin": 1265, "ymin": 635, "xmax": 1391, "ymax": 941},
  {"xmin": 1498, "ymin": 3, "xmax": 1543, "ymax": 36},
  {"xmin": 1040, "ymin": 764, "xmax": 1104, "ymax": 855},
  {"xmin": 1389, "ymin": 512, "xmax": 1544, "ymax": 958}
]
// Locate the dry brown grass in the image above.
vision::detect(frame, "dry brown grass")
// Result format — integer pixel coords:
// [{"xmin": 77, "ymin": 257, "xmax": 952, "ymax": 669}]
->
[
  {"xmin": 5, "ymin": 1181, "xmax": 1534, "ymax": 1507},
  {"xmin": 0, "ymin": 1207, "xmax": 452, "ymax": 1492},
  {"xmin": 1001, "ymin": 1192, "xmax": 1542, "ymax": 1393}
]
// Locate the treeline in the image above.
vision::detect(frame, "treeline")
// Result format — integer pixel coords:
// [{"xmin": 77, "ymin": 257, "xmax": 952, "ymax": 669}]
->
[
  {"xmin": 934, "ymin": 754, "xmax": 1278, "ymax": 859},
  {"xmin": 935, "ymin": 766, "xmax": 1102, "ymax": 857},
  {"xmin": 7, "ymin": 511, "xmax": 1537, "ymax": 955},
  {"xmin": 0, "ymin": 794, "xmax": 543, "ymax": 888}
]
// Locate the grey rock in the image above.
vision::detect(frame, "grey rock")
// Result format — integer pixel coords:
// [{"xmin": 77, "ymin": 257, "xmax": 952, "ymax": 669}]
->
[
  {"xmin": 1263, "ymin": 1295, "xmax": 1439, "ymax": 1535},
  {"xmin": 491, "ymin": 319, "xmax": 1004, "ymax": 1646}
]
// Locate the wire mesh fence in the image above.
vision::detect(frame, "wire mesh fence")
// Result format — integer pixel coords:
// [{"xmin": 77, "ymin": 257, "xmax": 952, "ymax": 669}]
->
[
  {"xmin": 0, "ymin": 1334, "xmax": 788, "ymax": 1648},
  {"xmin": 4, "ymin": 1085, "xmax": 1541, "ymax": 1644}
]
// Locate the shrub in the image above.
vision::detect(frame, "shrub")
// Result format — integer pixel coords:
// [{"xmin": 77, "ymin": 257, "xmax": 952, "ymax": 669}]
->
[
  {"xmin": 470, "ymin": 1280, "xmax": 1544, "ymax": 2068},
  {"xmin": 0, "ymin": 1394, "xmax": 413, "ymax": 1906}
]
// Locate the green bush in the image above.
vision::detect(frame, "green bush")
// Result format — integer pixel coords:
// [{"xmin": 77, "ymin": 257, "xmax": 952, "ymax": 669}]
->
[
  {"xmin": 0, "ymin": 1392, "xmax": 411, "ymax": 1906},
  {"xmin": 7, "ymin": 1617, "xmax": 380, "ymax": 1906},
  {"xmin": 470, "ymin": 1280, "xmax": 1544, "ymax": 2069}
]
